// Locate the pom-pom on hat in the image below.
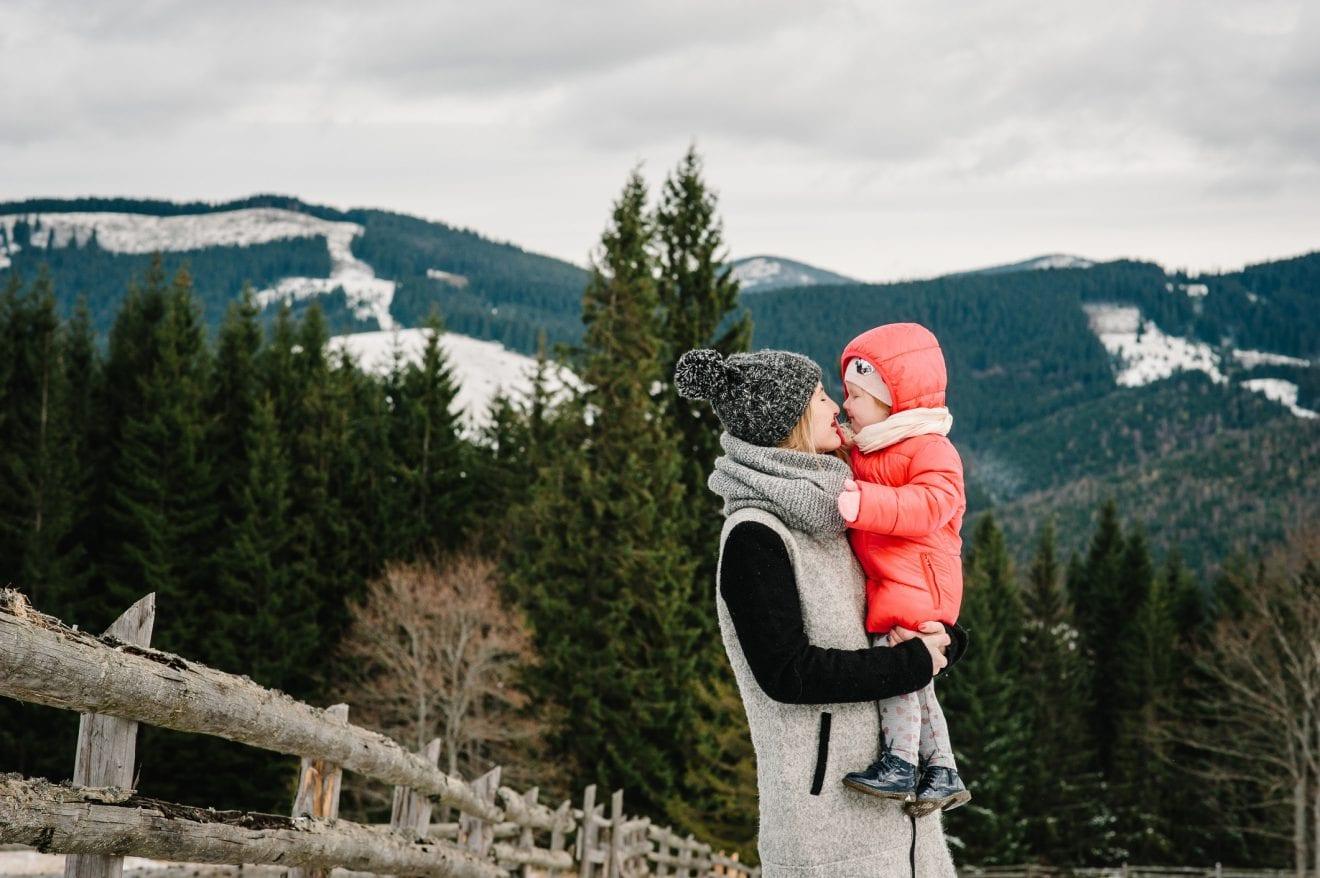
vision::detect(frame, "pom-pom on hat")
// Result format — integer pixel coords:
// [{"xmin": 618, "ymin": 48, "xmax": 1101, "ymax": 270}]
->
[{"xmin": 674, "ymin": 348, "xmax": 822, "ymax": 447}]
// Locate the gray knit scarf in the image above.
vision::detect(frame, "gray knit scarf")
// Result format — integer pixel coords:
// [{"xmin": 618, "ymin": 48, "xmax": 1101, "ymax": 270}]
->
[{"xmin": 707, "ymin": 433, "xmax": 851, "ymax": 536}]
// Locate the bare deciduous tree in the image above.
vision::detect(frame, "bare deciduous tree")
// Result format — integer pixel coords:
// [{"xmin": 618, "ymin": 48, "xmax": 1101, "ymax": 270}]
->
[
  {"xmin": 1174, "ymin": 529, "xmax": 1320, "ymax": 876},
  {"xmin": 336, "ymin": 555, "xmax": 551, "ymax": 796}
]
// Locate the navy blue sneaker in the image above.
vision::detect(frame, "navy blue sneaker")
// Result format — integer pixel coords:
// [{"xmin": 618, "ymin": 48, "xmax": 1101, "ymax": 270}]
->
[
  {"xmin": 905, "ymin": 765, "xmax": 971, "ymax": 816},
  {"xmin": 842, "ymin": 752, "xmax": 918, "ymax": 801}
]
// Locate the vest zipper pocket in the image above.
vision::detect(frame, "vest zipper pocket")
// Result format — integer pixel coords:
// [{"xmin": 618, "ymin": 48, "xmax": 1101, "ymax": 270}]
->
[
  {"xmin": 810, "ymin": 711, "xmax": 832, "ymax": 795},
  {"xmin": 921, "ymin": 553, "xmax": 942, "ymax": 610}
]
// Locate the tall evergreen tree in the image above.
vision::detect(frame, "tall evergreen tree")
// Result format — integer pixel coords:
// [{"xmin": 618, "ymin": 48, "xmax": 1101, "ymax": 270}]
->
[
  {"xmin": 507, "ymin": 169, "xmax": 699, "ymax": 818},
  {"xmin": 942, "ymin": 513, "xmax": 1031, "ymax": 863},
  {"xmin": 0, "ymin": 270, "xmax": 88, "ymax": 779},
  {"xmin": 1019, "ymin": 522, "xmax": 1114, "ymax": 864},
  {"xmin": 388, "ymin": 315, "xmax": 470, "ymax": 558},
  {"xmin": 1067, "ymin": 499, "xmax": 1129, "ymax": 775},
  {"xmin": 652, "ymin": 146, "xmax": 758, "ymax": 846}
]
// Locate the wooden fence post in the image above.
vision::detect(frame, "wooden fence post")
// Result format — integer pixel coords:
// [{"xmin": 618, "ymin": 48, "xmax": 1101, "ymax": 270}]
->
[
  {"xmin": 64, "ymin": 593, "xmax": 156, "ymax": 878},
  {"xmin": 289, "ymin": 702, "xmax": 348, "ymax": 878},
  {"xmin": 514, "ymin": 786, "xmax": 539, "ymax": 878},
  {"xmin": 459, "ymin": 766, "xmax": 502, "ymax": 858},
  {"xmin": 390, "ymin": 737, "xmax": 442, "ymax": 838},
  {"xmin": 549, "ymin": 799, "xmax": 573, "ymax": 875}
]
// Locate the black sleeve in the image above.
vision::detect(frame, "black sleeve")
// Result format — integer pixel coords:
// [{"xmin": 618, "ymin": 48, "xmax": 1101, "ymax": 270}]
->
[
  {"xmin": 718, "ymin": 521, "xmax": 934, "ymax": 704},
  {"xmin": 942, "ymin": 622, "xmax": 969, "ymax": 670}
]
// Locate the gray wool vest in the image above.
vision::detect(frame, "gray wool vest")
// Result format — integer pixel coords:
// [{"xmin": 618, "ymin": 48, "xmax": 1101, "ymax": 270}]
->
[{"xmin": 716, "ymin": 507, "xmax": 958, "ymax": 877}]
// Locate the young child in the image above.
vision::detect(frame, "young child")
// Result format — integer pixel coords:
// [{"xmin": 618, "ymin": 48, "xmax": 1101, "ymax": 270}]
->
[{"xmin": 834, "ymin": 322, "xmax": 971, "ymax": 814}]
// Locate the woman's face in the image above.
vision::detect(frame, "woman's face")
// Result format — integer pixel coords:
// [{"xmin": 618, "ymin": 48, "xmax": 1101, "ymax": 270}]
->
[{"xmin": 808, "ymin": 383, "xmax": 843, "ymax": 453}]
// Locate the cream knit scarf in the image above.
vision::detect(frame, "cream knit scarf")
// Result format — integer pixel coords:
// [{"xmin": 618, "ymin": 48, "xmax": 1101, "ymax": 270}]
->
[{"xmin": 853, "ymin": 406, "xmax": 953, "ymax": 453}]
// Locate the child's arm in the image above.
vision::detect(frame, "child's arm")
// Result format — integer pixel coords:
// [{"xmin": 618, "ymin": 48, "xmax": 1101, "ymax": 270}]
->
[{"xmin": 838, "ymin": 439, "xmax": 963, "ymax": 537}]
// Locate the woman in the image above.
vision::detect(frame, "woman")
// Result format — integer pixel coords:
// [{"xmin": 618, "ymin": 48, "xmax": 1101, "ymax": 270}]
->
[{"xmin": 674, "ymin": 347, "xmax": 966, "ymax": 878}]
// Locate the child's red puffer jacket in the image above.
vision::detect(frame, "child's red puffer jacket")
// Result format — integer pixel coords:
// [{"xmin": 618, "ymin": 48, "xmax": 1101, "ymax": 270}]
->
[{"xmin": 841, "ymin": 323, "xmax": 966, "ymax": 635}]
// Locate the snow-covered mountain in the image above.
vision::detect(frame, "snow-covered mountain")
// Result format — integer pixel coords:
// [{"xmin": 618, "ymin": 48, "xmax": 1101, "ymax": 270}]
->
[
  {"xmin": 730, "ymin": 256, "xmax": 856, "ymax": 292},
  {"xmin": 0, "ymin": 208, "xmax": 399, "ymax": 329},
  {"xmin": 955, "ymin": 253, "xmax": 1096, "ymax": 276}
]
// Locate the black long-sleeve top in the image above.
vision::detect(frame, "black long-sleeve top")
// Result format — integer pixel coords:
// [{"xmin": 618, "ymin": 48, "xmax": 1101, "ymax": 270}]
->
[{"xmin": 719, "ymin": 521, "xmax": 968, "ymax": 705}]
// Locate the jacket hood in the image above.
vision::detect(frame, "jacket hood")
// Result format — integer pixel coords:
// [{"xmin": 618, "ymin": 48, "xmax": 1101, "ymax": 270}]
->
[{"xmin": 840, "ymin": 322, "xmax": 947, "ymax": 414}]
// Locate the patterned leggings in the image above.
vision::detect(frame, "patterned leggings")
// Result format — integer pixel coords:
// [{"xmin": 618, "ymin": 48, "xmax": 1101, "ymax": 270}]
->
[{"xmin": 874, "ymin": 634, "xmax": 957, "ymax": 769}]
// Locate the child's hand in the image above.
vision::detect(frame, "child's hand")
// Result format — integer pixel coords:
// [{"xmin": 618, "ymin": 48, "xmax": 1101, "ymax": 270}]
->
[{"xmin": 837, "ymin": 479, "xmax": 861, "ymax": 523}]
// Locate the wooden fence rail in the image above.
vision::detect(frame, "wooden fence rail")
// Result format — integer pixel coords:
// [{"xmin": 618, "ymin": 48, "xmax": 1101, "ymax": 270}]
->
[{"xmin": 0, "ymin": 590, "xmax": 758, "ymax": 878}]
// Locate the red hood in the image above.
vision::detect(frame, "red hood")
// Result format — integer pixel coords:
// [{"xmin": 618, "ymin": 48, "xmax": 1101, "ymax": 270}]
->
[{"xmin": 840, "ymin": 323, "xmax": 947, "ymax": 413}]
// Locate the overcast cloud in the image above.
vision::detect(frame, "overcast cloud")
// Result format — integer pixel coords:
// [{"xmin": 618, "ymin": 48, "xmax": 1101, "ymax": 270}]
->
[{"xmin": 2, "ymin": 0, "xmax": 1317, "ymax": 279}]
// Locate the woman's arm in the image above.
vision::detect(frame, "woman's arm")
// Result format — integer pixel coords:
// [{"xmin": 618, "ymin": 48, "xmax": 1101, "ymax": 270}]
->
[{"xmin": 719, "ymin": 521, "xmax": 935, "ymax": 704}]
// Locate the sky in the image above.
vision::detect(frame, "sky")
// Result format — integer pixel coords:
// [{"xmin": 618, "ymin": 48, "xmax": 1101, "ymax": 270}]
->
[{"xmin": 2, "ymin": 0, "xmax": 1318, "ymax": 281}]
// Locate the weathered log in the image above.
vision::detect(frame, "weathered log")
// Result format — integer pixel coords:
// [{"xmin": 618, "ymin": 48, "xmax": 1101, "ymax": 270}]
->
[
  {"xmin": 66, "ymin": 594, "xmax": 156, "ymax": 878},
  {"xmin": 498, "ymin": 785, "xmax": 568, "ymax": 832},
  {"xmin": 0, "ymin": 591, "xmax": 499, "ymax": 820},
  {"xmin": 0, "ymin": 777, "xmax": 505, "ymax": 878},
  {"xmin": 491, "ymin": 842, "xmax": 574, "ymax": 872}
]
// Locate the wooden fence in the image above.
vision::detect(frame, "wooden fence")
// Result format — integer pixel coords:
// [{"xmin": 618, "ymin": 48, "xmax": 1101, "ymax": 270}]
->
[
  {"xmin": 0, "ymin": 589, "xmax": 758, "ymax": 878},
  {"xmin": 957, "ymin": 867, "xmax": 1317, "ymax": 878}
]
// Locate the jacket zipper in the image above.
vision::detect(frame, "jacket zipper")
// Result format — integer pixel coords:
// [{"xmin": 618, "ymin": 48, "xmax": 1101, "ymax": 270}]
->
[{"xmin": 921, "ymin": 553, "xmax": 942, "ymax": 610}]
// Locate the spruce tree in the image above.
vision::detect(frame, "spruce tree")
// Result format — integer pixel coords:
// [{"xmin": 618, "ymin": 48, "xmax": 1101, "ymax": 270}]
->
[
  {"xmin": 507, "ymin": 169, "xmax": 699, "ymax": 817},
  {"xmin": 1019, "ymin": 522, "xmax": 1114, "ymax": 864},
  {"xmin": 652, "ymin": 146, "xmax": 758, "ymax": 846},
  {"xmin": 942, "ymin": 513, "xmax": 1030, "ymax": 863},
  {"xmin": 1110, "ymin": 530, "xmax": 1178, "ymax": 862},
  {"xmin": 388, "ymin": 315, "xmax": 470, "ymax": 558},
  {"xmin": 1067, "ymin": 499, "xmax": 1128, "ymax": 775},
  {"xmin": 0, "ymin": 271, "xmax": 87, "ymax": 779}
]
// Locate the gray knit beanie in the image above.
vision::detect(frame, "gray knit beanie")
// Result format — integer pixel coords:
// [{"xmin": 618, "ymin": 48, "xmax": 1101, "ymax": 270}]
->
[{"xmin": 674, "ymin": 348, "xmax": 822, "ymax": 447}]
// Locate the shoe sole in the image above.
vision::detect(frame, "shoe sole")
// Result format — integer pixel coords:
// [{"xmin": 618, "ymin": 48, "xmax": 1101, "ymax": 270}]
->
[
  {"xmin": 941, "ymin": 790, "xmax": 971, "ymax": 812},
  {"xmin": 906, "ymin": 790, "xmax": 972, "ymax": 817},
  {"xmin": 842, "ymin": 777, "xmax": 915, "ymax": 802}
]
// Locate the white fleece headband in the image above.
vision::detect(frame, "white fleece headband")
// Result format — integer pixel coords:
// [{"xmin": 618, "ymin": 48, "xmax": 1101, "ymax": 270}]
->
[{"xmin": 844, "ymin": 357, "xmax": 892, "ymax": 406}]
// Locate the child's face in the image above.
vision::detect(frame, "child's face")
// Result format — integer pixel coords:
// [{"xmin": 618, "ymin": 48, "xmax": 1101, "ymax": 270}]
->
[
  {"xmin": 808, "ymin": 383, "xmax": 843, "ymax": 453},
  {"xmin": 844, "ymin": 382, "xmax": 892, "ymax": 429}
]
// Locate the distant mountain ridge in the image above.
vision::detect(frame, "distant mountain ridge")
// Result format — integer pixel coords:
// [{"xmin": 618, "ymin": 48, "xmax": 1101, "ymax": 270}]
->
[
  {"xmin": 953, "ymin": 253, "xmax": 1096, "ymax": 275},
  {"xmin": 2, "ymin": 195, "xmax": 1316, "ymax": 572},
  {"xmin": 729, "ymin": 255, "xmax": 856, "ymax": 291}
]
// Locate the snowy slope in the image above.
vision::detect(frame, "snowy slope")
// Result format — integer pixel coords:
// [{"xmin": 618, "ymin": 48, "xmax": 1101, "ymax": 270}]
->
[
  {"xmin": 0, "ymin": 208, "xmax": 396, "ymax": 329},
  {"xmin": 1082, "ymin": 304, "xmax": 1226, "ymax": 386},
  {"xmin": 328, "ymin": 328, "xmax": 580, "ymax": 433},
  {"xmin": 1240, "ymin": 379, "xmax": 1319, "ymax": 419},
  {"xmin": 957, "ymin": 253, "xmax": 1095, "ymax": 275},
  {"xmin": 1083, "ymin": 302, "xmax": 1315, "ymax": 418}
]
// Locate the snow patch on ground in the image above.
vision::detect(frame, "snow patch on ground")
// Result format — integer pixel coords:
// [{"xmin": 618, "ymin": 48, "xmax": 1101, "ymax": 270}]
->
[
  {"xmin": 1240, "ymin": 378, "xmax": 1319, "ymax": 419},
  {"xmin": 1165, "ymin": 281, "xmax": 1208, "ymax": 298},
  {"xmin": 328, "ymin": 328, "xmax": 580, "ymax": 434},
  {"xmin": 1083, "ymin": 303, "xmax": 1316, "ymax": 418},
  {"xmin": 426, "ymin": 268, "xmax": 469, "ymax": 288},
  {"xmin": 0, "ymin": 208, "xmax": 396, "ymax": 330},
  {"xmin": 1232, "ymin": 349, "xmax": 1311, "ymax": 369},
  {"xmin": 1082, "ymin": 303, "xmax": 1226, "ymax": 387}
]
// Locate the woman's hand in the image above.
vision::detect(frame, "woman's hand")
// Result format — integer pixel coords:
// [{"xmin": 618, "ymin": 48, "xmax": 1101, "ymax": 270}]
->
[
  {"xmin": 920, "ymin": 628, "xmax": 950, "ymax": 675},
  {"xmin": 893, "ymin": 622, "xmax": 950, "ymax": 675}
]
